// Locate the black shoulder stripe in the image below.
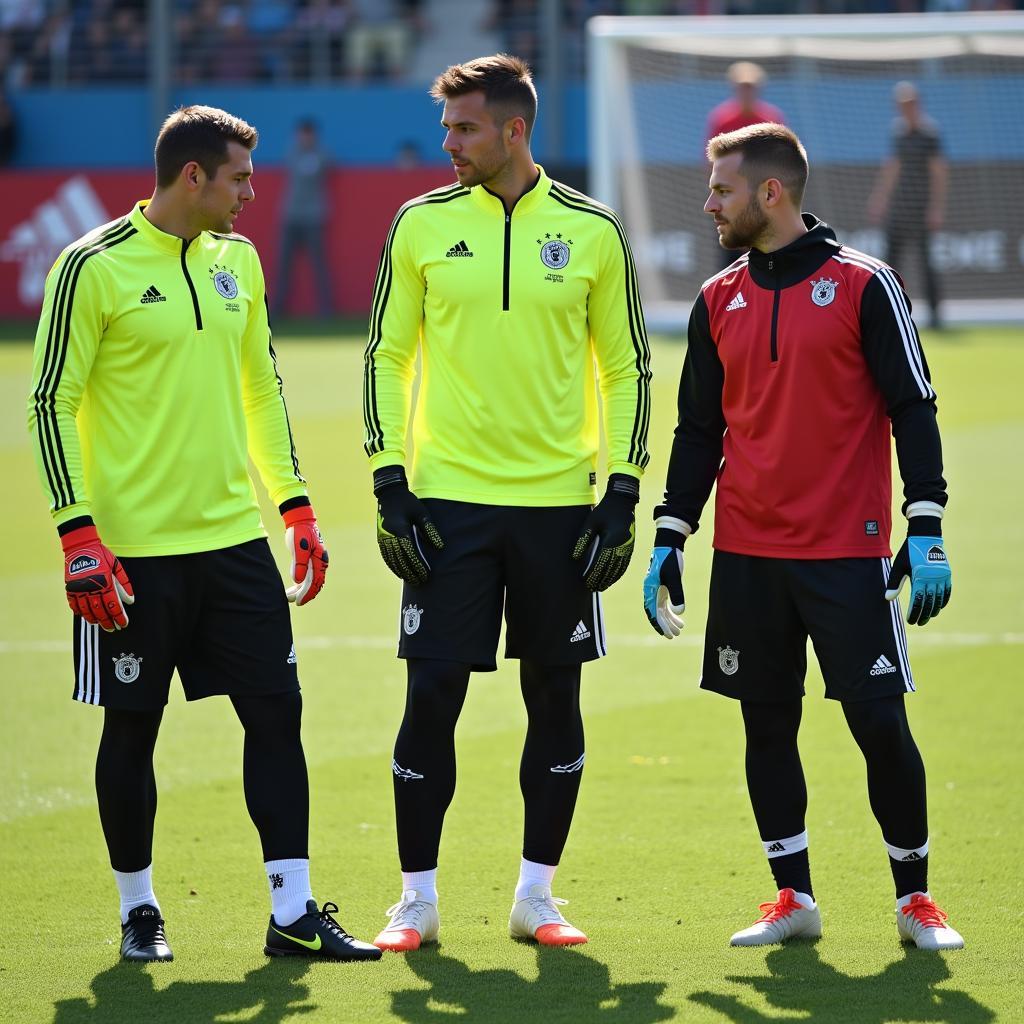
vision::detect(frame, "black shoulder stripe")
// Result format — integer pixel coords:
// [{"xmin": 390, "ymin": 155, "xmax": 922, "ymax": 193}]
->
[
  {"xmin": 209, "ymin": 231, "xmax": 256, "ymax": 248},
  {"xmin": 363, "ymin": 187, "xmax": 470, "ymax": 457},
  {"xmin": 549, "ymin": 185, "xmax": 652, "ymax": 469},
  {"xmin": 266, "ymin": 294, "xmax": 304, "ymax": 484},
  {"xmin": 32, "ymin": 220, "xmax": 136, "ymax": 510}
]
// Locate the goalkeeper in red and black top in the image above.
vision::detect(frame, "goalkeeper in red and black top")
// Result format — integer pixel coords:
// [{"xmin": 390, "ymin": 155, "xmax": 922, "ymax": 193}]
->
[
  {"xmin": 28, "ymin": 106, "xmax": 378, "ymax": 964},
  {"xmin": 643, "ymin": 123, "xmax": 963, "ymax": 950}
]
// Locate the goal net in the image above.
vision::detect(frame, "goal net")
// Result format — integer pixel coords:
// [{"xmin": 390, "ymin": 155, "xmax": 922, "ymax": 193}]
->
[{"xmin": 587, "ymin": 13, "xmax": 1024, "ymax": 330}]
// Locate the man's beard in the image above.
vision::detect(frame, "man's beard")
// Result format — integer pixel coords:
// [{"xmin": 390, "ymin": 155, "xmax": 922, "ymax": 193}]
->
[
  {"xmin": 718, "ymin": 194, "xmax": 770, "ymax": 251},
  {"xmin": 456, "ymin": 143, "xmax": 509, "ymax": 189}
]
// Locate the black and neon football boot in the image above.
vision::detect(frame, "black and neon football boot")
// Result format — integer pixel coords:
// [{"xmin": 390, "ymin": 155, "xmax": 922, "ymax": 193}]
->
[
  {"xmin": 264, "ymin": 899, "xmax": 382, "ymax": 961},
  {"xmin": 120, "ymin": 904, "xmax": 173, "ymax": 962}
]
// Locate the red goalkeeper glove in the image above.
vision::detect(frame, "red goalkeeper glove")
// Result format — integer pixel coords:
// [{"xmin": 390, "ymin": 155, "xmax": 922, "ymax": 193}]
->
[
  {"xmin": 61, "ymin": 524, "xmax": 134, "ymax": 632},
  {"xmin": 282, "ymin": 505, "xmax": 329, "ymax": 607}
]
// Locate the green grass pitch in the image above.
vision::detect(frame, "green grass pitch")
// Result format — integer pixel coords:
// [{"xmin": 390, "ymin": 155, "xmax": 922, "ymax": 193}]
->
[{"xmin": 1, "ymin": 326, "xmax": 1020, "ymax": 1023}]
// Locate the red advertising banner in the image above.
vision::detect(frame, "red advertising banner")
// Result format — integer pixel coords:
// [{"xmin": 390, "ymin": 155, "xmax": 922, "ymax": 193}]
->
[{"xmin": 0, "ymin": 167, "xmax": 454, "ymax": 319}]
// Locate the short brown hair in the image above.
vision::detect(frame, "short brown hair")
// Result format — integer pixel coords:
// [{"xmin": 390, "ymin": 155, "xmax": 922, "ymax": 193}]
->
[
  {"xmin": 707, "ymin": 123, "xmax": 809, "ymax": 206},
  {"xmin": 154, "ymin": 105, "xmax": 258, "ymax": 189},
  {"xmin": 430, "ymin": 54, "xmax": 538, "ymax": 140}
]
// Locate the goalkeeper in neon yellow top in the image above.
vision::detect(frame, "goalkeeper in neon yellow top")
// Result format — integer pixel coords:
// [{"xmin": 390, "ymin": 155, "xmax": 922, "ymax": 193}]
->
[
  {"xmin": 27, "ymin": 106, "xmax": 379, "ymax": 965},
  {"xmin": 363, "ymin": 55, "xmax": 652, "ymax": 951}
]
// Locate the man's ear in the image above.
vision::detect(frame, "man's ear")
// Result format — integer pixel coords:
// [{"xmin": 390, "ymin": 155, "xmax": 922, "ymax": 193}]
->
[
  {"xmin": 181, "ymin": 160, "xmax": 205, "ymax": 191},
  {"xmin": 762, "ymin": 176, "xmax": 785, "ymax": 208}
]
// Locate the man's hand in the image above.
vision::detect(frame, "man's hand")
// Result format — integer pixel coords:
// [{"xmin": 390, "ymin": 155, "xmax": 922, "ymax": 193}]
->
[
  {"xmin": 642, "ymin": 517, "xmax": 689, "ymax": 638},
  {"xmin": 572, "ymin": 474, "xmax": 640, "ymax": 592},
  {"xmin": 61, "ymin": 524, "xmax": 134, "ymax": 631},
  {"xmin": 884, "ymin": 508, "xmax": 951, "ymax": 626},
  {"xmin": 374, "ymin": 467, "xmax": 444, "ymax": 586},
  {"xmin": 282, "ymin": 503, "xmax": 329, "ymax": 607}
]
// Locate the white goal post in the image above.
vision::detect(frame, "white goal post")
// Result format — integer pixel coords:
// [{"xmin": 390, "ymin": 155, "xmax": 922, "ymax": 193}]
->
[{"xmin": 587, "ymin": 13, "xmax": 1024, "ymax": 330}]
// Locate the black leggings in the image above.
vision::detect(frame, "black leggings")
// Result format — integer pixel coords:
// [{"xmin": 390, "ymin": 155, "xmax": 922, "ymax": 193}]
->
[
  {"xmin": 95, "ymin": 691, "xmax": 309, "ymax": 872},
  {"xmin": 393, "ymin": 659, "xmax": 585, "ymax": 871},
  {"xmin": 741, "ymin": 695, "xmax": 928, "ymax": 895}
]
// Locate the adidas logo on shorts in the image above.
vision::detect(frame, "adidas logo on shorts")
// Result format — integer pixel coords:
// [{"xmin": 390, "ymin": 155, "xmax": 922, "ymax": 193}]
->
[
  {"xmin": 870, "ymin": 655, "xmax": 898, "ymax": 676},
  {"xmin": 570, "ymin": 621, "xmax": 591, "ymax": 643}
]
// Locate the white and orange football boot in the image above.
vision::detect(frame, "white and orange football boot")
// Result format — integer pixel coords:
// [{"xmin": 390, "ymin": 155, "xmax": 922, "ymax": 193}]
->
[
  {"xmin": 373, "ymin": 890, "xmax": 439, "ymax": 952},
  {"xmin": 508, "ymin": 884, "xmax": 588, "ymax": 946},
  {"xmin": 897, "ymin": 893, "xmax": 964, "ymax": 950},
  {"xmin": 730, "ymin": 888, "xmax": 822, "ymax": 946}
]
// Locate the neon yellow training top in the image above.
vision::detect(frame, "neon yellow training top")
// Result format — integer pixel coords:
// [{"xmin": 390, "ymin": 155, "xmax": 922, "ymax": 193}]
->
[
  {"xmin": 27, "ymin": 202, "xmax": 307, "ymax": 556},
  {"xmin": 363, "ymin": 168, "xmax": 651, "ymax": 506}
]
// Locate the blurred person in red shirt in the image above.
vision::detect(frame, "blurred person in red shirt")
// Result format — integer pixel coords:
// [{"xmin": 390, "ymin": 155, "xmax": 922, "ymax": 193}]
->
[
  {"xmin": 705, "ymin": 61, "xmax": 786, "ymax": 142},
  {"xmin": 706, "ymin": 61, "xmax": 786, "ymax": 268}
]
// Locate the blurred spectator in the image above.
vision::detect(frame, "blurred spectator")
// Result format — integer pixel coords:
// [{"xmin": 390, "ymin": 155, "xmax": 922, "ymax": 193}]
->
[
  {"xmin": 706, "ymin": 61, "xmax": 786, "ymax": 268},
  {"xmin": 868, "ymin": 81, "xmax": 948, "ymax": 328},
  {"xmin": 0, "ymin": 86, "xmax": 16, "ymax": 164},
  {"xmin": 106, "ymin": 6, "xmax": 147, "ymax": 81},
  {"xmin": 394, "ymin": 138, "xmax": 422, "ymax": 168},
  {"xmin": 210, "ymin": 4, "xmax": 264, "ymax": 81},
  {"xmin": 17, "ymin": 6, "xmax": 70, "ymax": 83},
  {"xmin": 293, "ymin": 0, "xmax": 350, "ymax": 80},
  {"xmin": 345, "ymin": 0, "xmax": 422, "ymax": 81},
  {"xmin": 488, "ymin": 0, "xmax": 540, "ymax": 74},
  {"xmin": 249, "ymin": 0, "xmax": 294, "ymax": 79},
  {"xmin": 273, "ymin": 118, "xmax": 334, "ymax": 318},
  {"xmin": 705, "ymin": 61, "xmax": 786, "ymax": 144},
  {"xmin": 176, "ymin": 0, "xmax": 222, "ymax": 83}
]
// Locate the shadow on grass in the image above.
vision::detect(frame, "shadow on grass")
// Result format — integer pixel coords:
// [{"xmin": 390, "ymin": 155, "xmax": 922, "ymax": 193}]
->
[
  {"xmin": 52, "ymin": 958, "xmax": 314, "ymax": 1024},
  {"xmin": 689, "ymin": 943, "xmax": 994, "ymax": 1023},
  {"xmin": 391, "ymin": 945, "xmax": 675, "ymax": 1023}
]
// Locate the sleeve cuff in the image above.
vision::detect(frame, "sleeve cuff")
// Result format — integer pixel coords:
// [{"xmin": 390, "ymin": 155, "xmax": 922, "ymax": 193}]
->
[
  {"xmin": 906, "ymin": 500, "xmax": 944, "ymax": 520},
  {"xmin": 654, "ymin": 515, "xmax": 693, "ymax": 538}
]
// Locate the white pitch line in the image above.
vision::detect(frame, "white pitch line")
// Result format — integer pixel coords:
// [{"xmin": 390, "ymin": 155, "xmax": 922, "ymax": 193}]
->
[{"xmin": 2, "ymin": 632, "xmax": 1023, "ymax": 655}]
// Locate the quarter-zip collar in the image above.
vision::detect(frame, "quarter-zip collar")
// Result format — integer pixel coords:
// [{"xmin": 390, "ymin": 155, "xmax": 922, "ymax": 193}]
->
[
  {"xmin": 130, "ymin": 201, "xmax": 202, "ymax": 256},
  {"xmin": 470, "ymin": 164, "xmax": 550, "ymax": 217},
  {"xmin": 745, "ymin": 213, "xmax": 842, "ymax": 290}
]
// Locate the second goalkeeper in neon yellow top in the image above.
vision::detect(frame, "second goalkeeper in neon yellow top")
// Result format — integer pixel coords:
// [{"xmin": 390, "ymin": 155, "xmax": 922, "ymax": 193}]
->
[
  {"xmin": 363, "ymin": 55, "xmax": 652, "ymax": 955},
  {"xmin": 364, "ymin": 149, "xmax": 650, "ymax": 507}
]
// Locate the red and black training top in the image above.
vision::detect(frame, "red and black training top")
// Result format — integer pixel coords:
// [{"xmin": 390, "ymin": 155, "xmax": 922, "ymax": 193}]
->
[{"xmin": 656, "ymin": 215, "xmax": 946, "ymax": 560}]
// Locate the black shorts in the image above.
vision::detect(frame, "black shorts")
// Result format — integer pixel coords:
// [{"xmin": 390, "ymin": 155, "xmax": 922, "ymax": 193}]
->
[
  {"xmin": 700, "ymin": 550, "xmax": 914, "ymax": 703},
  {"xmin": 71, "ymin": 539, "xmax": 299, "ymax": 710},
  {"xmin": 397, "ymin": 500, "xmax": 607, "ymax": 670}
]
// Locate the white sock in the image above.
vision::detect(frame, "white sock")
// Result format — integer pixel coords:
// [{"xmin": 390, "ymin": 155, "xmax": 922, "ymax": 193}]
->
[
  {"xmin": 265, "ymin": 858, "xmax": 313, "ymax": 927},
  {"xmin": 515, "ymin": 858, "xmax": 557, "ymax": 901},
  {"xmin": 401, "ymin": 868, "xmax": 438, "ymax": 905},
  {"xmin": 113, "ymin": 864, "xmax": 159, "ymax": 924},
  {"xmin": 793, "ymin": 891, "xmax": 816, "ymax": 909}
]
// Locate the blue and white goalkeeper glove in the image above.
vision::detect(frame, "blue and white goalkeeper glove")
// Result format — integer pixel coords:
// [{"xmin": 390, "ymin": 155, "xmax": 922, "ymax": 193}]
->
[
  {"xmin": 642, "ymin": 516, "xmax": 690, "ymax": 638},
  {"xmin": 884, "ymin": 502, "xmax": 951, "ymax": 627}
]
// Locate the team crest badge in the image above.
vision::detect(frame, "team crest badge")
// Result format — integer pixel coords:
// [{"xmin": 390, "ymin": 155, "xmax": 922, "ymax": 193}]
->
[
  {"xmin": 718, "ymin": 645, "xmax": 740, "ymax": 676},
  {"xmin": 113, "ymin": 652, "xmax": 143, "ymax": 684},
  {"xmin": 211, "ymin": 265, "xmax": 239, "ymax": 299},
  {"xmin": 810, "ymin": 277, "xmax": 837, "ymax": 307},
  {"xmin": 539, "ymin": 235, "xmax": 571, "ymax": 270},
  {"xmin": 402, "ymin": 604, "xmax": 423, "ymax": 636}
]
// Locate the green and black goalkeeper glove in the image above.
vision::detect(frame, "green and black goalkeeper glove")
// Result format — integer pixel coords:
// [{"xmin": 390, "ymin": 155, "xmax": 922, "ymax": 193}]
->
[
  {"xmin": 571, "ymin": 473, "xmax": 640, "ymax": 592},
  {"xmin": 374, "ymin": 467, "xmax": 444, "ymax": 587}
]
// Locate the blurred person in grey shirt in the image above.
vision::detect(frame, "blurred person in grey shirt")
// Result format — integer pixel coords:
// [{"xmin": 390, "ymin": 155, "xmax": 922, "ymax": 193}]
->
[{"xmin": 274, "ymin": 118, "xmax": 333, "ymax": 318}]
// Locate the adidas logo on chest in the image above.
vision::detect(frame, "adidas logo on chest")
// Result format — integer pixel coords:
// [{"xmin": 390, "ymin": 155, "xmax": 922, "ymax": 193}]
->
[
  {"xmin": 725, "ymin": 291, "xmax": 747, "ymax": 311},
  {"xmin": 446, "ymin": 240, "xmax": 474, "ymax": 258}
]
